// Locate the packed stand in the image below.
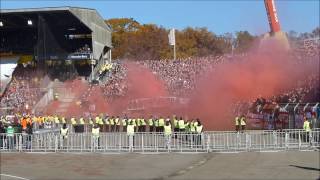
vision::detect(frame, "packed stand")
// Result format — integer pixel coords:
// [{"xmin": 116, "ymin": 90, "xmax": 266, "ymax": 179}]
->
[
  {"xmin": 73, "ymin": 44, "xmax": 92, "ymax": 54},
  {"xmin": 0, "ymin": 65, "xmax": 45, "ymax": 114},
  {"xmin": 100, "ymin": 62, "xmax": 128, "ymax": 99},
  {"xmin": 139, "ymin": 55, "xmax": 226, "ymax": 96}
]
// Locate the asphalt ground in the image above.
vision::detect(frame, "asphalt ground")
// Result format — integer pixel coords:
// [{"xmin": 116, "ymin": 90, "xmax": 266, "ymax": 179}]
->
[{"xmin": 0, "ymin": 151, "xmax": 319, "ymax": 180}]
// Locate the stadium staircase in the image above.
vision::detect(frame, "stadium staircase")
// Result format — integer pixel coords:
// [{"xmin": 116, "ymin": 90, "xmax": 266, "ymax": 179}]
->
[
  {"xmin": 90, "ymin": 57, "xmax": 108, "ymax": 82},
  {"xmin": 52, "ymin": 81, "xmax": 76, "ymax": 114},
  {"xmin": 33, "ymin": 80, "xmax": 76, "ymax": 114}
]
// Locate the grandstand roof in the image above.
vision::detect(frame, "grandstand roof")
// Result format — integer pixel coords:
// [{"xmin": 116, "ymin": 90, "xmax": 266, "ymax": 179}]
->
[{"xmin": 0, "ymin": 6, "xmax": 112, "ymax": 59}]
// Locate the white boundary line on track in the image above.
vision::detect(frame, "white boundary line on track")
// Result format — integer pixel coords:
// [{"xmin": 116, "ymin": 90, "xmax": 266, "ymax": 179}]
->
[{"xmin": 0, "ymin": 174, "xmax": 31, "ymax": 180}]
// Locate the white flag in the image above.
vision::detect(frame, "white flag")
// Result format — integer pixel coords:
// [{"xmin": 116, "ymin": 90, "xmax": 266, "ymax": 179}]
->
[{"xmin": 168, "ymin": 28, "xmax": 175, "ymax": 46}]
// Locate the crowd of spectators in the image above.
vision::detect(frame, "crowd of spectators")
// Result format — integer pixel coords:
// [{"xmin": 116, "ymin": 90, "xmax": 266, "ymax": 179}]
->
[
  {"xmin": 244, "ymin": 73, "xmax": 319, "ymax": 115},
  {"xmin": 93, "ymin": 49, "xmax": 318, "ymax": 114},
  {"xmin": 291, "ymin": 38, "xmax": 320, "ymax": 59},
  {"xmin": 139, "ymin": 55, "xmax": 226, "ymax": 96},
  {"xmin": 98, "ymin": 62, "xmax": 128, "ymax": 100},
  {"xmin": 0, "ymin": 65, "xmax": 45, "ymax": 114},
  {"xmin": 73, "ymin": 44, "xmax": 91, "ymax": 54},
  {"xmin": 1, "ymin": 37, "xmax": 318, "ymax": 118}
]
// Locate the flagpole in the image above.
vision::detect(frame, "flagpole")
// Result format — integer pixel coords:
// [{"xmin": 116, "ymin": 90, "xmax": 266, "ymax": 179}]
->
[{"xmin": 169, "ymin": 28, "xmax": 176, "ymax": 60}]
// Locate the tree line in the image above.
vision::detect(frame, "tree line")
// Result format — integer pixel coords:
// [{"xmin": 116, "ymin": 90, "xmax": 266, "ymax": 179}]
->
[
  {"xmin": 105, "ymin": 18, "xmax": 319, "ymax": 60},
  {"xmin": 105, "ymin": 18, "xmax": 256, "ymax": 60}
]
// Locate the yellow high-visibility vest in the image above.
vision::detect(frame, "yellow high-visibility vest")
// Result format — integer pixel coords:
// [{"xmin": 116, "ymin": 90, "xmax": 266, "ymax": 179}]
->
[
  {"xmin": 60, "ymin": 128, "xmax": 68, "ymax": 137},
  {"xmin": 158, "ymin": 118, "xmax": 165, "ymax": 127},
  {"xmin": 164, "ymin": 125, "xmax": 172, "ymax": 136},
  {"xmin": 98, "ymin": 119, "xmax": 104, "ymax": 125},
  {"xmin": 178, "ymin": 120, "xmax": 185, "ymax": 129},
  {"xmin": 148, "ymin": 119, "xmax": 153, "ymax": 126},
  {"xmin": 115, "ymin": 118, "xmax": 120, "ymax": 125},
  {"xmin": 71, "ymin": 118, "xmax": 77, "ymax": 125},
  {"xmin": 174, "ymin": 119, "xmax": 178, "ymax": 127},
  {"xmin": 109, "ymin": 118, "xmax": 114, "ymax": 125},
  {"xmin": 235, "ymin": 117, "xmax": 240, "ymax": 126},
  {"xmin": 190, "ymin": 122, "xmax": 196, "ymax": 132},
  {"xmin": 196, "ymin": 125, "xmax": 203, "ymax": 134},
  {"xmin": 127, "ymin": 125, "xmax": 135, "ymax": 135},
  {"xmin": 140, "ymin": 118, "xmax": 146, "ymax": 126},
  {"xmin": 53, "ymin": 116, "xmax": 59, "ymax": 124},
  {"xmin": 122, "ymin": 119, "xmax": 127, "ymax": 126},
  {"xmin": 95, "ymin": 117, "xmax": 100, "ymax": 124},
  {"xmin": 303, "ymin": 121, "xmax": 311, "ymax": 132},
  {"xmin": 240, "ymin": 117, "xmax": 246, "ymax": 126},
  {"xmin": 79, "ymin": 118, "xmax": 85, "ymax": 125},
  {"xmin": 92, "ymin": 127, "xmax": 100, "ymax": 137},
  {"xmin": 61, "ymin": 117, "xmax": 66, "ymax": 124}
]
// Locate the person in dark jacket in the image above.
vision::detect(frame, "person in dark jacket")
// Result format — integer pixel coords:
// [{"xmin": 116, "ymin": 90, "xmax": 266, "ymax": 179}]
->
[
  {"xmin": 0, "ymin": 122, "xmax": 6, "ymax": 149},
  {"xmin": 26, "ymin": 123, "xmax": 33, "ymax": 149}
]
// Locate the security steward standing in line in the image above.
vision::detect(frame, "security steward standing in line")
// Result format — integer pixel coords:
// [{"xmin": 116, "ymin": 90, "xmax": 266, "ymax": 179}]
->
[
  {"xmin": 164, "ymin": 120, "xmax": 172, "ymax": 150},
  {"xmin": 98, "ymin": 117, "xmax": 104, "ymax": 132},
  {"xmin": 122, "ymin": 116, "xmax": 127, "ymax": 132},
  {"xmin": 104, "ymin": 116, "xmax": 110, "ymax": 132},
  {"xmin": 127, "ymin": 121, "xmax": 135, "ymax": 150},
  {"xmin": 158, "ymin": 117, "xmax": 165, "ymax": 132},
  {"xmin": 71, "ymin": 117, "xmax": 77, "ymax": 132},
  {"xmin": 303, "ymin": 117, "xmax": 311, "ymax": 143},
  {"xmin": 115, "ymin": 116, "xmax": 120, "ymax": 132},
  {"xmin": 6, "ymin": 125, "xmax": 14, "ymax": 149},
  {"xmin": 110, "ymin": 116, "xmax": 115, "ymax": 132},
  {"xmin": 235, "ymin": 115, "xmax": 240, "ymax": 132},
  {"xmin": 178, "ymin": 117, "xmax": 185, "ymax": 132},
  {"xmin": 190, "ymin": 119, "xmax": 197, "ymax": 142},
  {"xmin": 196, "ymin": 119, "xmax": 203, "ymax": 146},
  {"xmin": 140, "ymin": 117, "xmax": 146, "ymax": 132},
  {"xmin": 92, "ymin": 124, "xmax": 100, "ymax": 148},
  {"xmin": 154, "ymin": 118, "xmax": 159, "ymax": 132},
  {"xmin": 148, "ymin": 115, "xmax": 154, "ymax": 132},
  {"xmin": 54, "ymin": 115, "xmax": 60, "ymax": 128},
  {"xmin": 61, "ymin": 117, "xmax": 66, "ymax": 124},
  {"xmin": 60, "ymin": 123, "xmax": 69, "ymax": 148},
  {"xmin": 173, "ymin": 116, "xmax": 179, "ymax": 133},
  {"xmin": 240, "ymin": 115, "xmax": 246, "ymax": 133},
  {"xmin": 79, "ymin": 116, "xmax": 85, "ymax": 133}
]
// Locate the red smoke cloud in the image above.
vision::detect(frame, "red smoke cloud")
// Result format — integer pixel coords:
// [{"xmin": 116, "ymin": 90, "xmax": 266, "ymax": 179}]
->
[
  {"xmin": 106, "ymin": 62, "xmax": 169, "ymax": 116},
  {"xmin": 116, "ymin": 48, "xmax": 318, "ymax": 130},
  {"xmin": 45, "ymin": 45, "xmax": 319, "ymax": 131},
  {"xmin": 186, "ymin": 52, "xmax": 317, "ymax": 130}
]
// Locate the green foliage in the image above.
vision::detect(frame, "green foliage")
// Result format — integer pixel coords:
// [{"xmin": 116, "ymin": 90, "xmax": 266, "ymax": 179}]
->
[
  {"xmin": 234, "ymin": 31, "xmax": 256, "ymax": 53},
  {"xmin": 105, "ymin": 18, "xmax": 257, "ymax": 60}
]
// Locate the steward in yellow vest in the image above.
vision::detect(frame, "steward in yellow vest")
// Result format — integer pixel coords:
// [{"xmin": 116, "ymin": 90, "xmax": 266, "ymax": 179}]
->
[
  {"xmin": 60, "ymin": 123, "xmax": 69, "ymax": 139},
  {"xmin": 92, "ymin": 124, "xmax": 100, "ymax": 147},
  {"xmin": 122, "ymin": 117, "xmax": 127, "ymax": 132},
  {"xmin": 235, "ymin": 116, "xmax": 240, "ymax": 132},
  {"xmin": 240, "ymin": 115, "xmax": 246, "ymax": 132},
  {"xmin": 148, "ymin": 116, "xmax": 154, "ymax": 132},
  {"xmin": 158, "ymin": 117, "xmax": 165, "ymax": 132}
]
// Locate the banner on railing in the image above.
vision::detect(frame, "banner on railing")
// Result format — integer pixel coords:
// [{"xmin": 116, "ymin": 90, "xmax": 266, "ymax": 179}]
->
[{"xmin": 246, "ymin": 113, "xmax": 264, "ymax": 129}]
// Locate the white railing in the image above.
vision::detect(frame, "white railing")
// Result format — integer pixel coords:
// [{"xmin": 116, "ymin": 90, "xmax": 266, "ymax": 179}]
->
[{"xmin": 0, "ymin": 129, "xmax": 319, "ymax": 153}]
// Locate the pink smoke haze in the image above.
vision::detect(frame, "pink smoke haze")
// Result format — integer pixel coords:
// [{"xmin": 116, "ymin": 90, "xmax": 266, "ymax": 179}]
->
[{"xmin": 46, "ymin": 44, "xmax": 319, "ymax": 130}]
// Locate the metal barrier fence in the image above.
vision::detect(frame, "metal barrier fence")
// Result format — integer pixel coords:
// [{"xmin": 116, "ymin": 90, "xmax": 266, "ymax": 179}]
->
[{"xmin": 0, "ymin": 129, "xmax": 319, "ymax": 153}]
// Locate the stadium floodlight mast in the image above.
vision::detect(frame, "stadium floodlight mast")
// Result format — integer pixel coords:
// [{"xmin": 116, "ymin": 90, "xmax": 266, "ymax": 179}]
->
[
  {"xmin": 27, "ymin": 19, "xmax": 32, "ymax": 25},
  {"xmin": 90, "ymin": 54, "xmax": 95, "ymax": 82}
]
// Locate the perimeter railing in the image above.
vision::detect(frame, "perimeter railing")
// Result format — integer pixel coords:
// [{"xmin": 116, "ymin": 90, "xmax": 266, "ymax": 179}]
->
[{"xmin": 0, "ymin": 129, "xmax": 319, "ymax": 153}]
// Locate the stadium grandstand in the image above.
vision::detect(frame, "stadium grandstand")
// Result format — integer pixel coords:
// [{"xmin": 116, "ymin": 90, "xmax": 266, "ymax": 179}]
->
[
  {"xmin": 0, "ymin": 6, "xmax": 319, "ymax": 136},
  {"xmin": 0, "ymin": 6, "xmax": 112, "ymax": 80},
  {"xmin": 0, "ymin": 7, "xmax": 113, "ymax": 113}
]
